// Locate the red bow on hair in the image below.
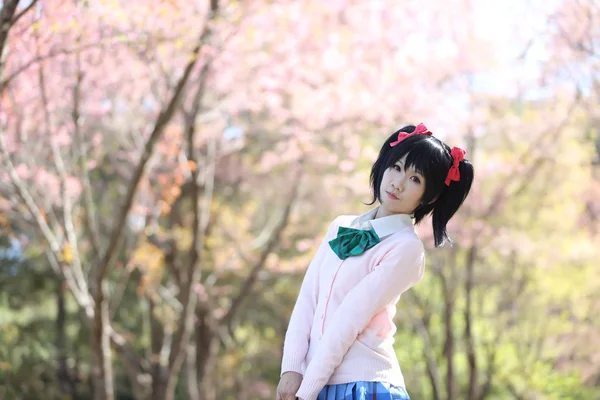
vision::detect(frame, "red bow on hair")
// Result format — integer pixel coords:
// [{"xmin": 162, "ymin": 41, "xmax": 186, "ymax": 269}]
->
[
  {"xmin": 445, "ymin": 147, "xmax": 466, "ymax": 185},
  {"xmin": 389, "ymin": 123, "xmax": 432, "ymax": 147}
]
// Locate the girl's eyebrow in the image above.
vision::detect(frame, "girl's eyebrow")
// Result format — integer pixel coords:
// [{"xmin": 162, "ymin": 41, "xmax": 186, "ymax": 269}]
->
[
  {"xmin": 403, "ymin": 163, "xmax": 424, "ymax": 177},
  {"xmin": 396, "ymin": 161, "xmax": 424, "ymax": 178}
]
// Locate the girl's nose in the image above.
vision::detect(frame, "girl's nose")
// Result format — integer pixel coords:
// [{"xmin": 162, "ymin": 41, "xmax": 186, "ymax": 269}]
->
[{"xmin": 392, "ymin": 176, "xmax": 405, "ymax": 190}]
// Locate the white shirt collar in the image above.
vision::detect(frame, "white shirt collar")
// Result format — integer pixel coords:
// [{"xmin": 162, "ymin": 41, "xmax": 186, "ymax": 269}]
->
[{"xmin": 349, "ymin": 206, "xmax": 414, "ymax": 238}]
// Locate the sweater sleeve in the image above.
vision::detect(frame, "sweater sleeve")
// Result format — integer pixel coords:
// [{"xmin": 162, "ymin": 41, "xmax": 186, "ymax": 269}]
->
[
  {"xmin": 280, "ymin": 217, "xmax": 340, "ymax": 377},
  {"xmin": 295, "ymin": 238, "xmax": 425, "ymax": 400}
]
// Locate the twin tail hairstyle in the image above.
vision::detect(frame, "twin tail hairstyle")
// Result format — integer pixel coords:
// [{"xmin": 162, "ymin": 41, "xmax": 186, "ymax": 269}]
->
[{"xmin": 367, "ymin": 124, "xmax": 474, "ymax": 247}]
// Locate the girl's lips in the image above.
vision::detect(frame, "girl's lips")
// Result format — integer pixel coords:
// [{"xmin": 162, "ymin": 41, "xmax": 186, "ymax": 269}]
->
[{"xmin": 386, "ymin": 191, "xmax": 398, "ymax": 200}]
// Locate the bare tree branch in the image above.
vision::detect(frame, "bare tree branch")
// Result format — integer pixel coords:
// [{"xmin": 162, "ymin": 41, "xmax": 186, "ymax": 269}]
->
[
  {"xmin": 148, "ymin": 294, "xmax": 167, "ymax": 399},
  {"xmin": 0, "ymin": 1, "xmax": 19, "ymax": 68},
  {"xmin": 93, "ymin": 0, "xmax": 219, "ymax": 293},
  {"xmin": 465, "ymin": 245, "xmax": 478, "ymax": 400},
  {"xmin": 554, "ymin": 5, "xmax": 600, "ymax": 59},
  {"xmin": 72, "ymin": 49, "xmax": 101, "ymax": 259},
  {"xmin": 403, "ymin": 291, "xmax": 442, "ymax": 400},
  {"xmin": 477, "ymin": 333, "xmax": 500, "ymax": 400},
  {"xmin": 36, "ymin": 36, "xmax": 91, "ymax": 310},
  {"xmin": 155, "ymin": 5, "xmax": 224, "ymax": 398},
  {"xmin": 1, "ymin": 42, "xmax": 109, "ymax": 93},
  {"xmin": 165, "ymin": 41, "xmax": 217, "ymax": 400},
  {"xmin": 435, "ymin": 251, "xmax": 458, "ymax": 400},
  {"xmin": 184, "ymin": 340, "xmax": 201, "ymax": 400},
  {"xmin": 87, "ymin": 3, "xmax": 222, "ymax": 396},
  {"xmin": 0, "ymin": 135, "xmax": 92, "ymax": 309},
  {"xmin": 108, "ymin": 327, "xmax": 151, "ymax": 400},
  {"xmin": 11, "ymin": 0, "xmax": 38, "ymax": 27},
  {"xmin": 109, "ymin": 263, "xmax": 134, "ymax": 319},
  {"xmin": 220, "ymin": 165, "xmax": 303, "ymax": 334},
  {"xmin": 0, "ymin": 97, "xmax": 67, "ymax": 245}
]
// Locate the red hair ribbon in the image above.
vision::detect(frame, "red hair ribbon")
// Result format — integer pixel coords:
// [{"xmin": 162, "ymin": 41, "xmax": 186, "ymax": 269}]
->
[
  {"xmin": 445, "ymin": 147, "xmax": 466, "ymax": 185},
  {"xmin": 389, "ymin": 123, "xmax": 432, "ymax": 147}
]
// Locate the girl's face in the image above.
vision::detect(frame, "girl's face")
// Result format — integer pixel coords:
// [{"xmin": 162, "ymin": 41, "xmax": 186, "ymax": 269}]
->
[{"xmin": 378, "ymin": 155, "xmax": 426, "ymax": 218}]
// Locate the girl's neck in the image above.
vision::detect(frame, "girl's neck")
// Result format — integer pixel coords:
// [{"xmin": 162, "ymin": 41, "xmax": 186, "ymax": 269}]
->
[{"xmin": 374, "ymin": 206, "xmax": 410, "ymax": 220}]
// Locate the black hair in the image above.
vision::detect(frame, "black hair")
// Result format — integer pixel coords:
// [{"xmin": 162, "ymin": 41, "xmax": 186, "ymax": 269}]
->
[{"xmin": 367, "ymin": 125, "xmax": 474, "ymax": 247}]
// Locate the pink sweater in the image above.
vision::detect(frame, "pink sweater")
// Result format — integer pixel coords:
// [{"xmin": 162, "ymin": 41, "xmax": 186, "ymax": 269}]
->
[{"xmin": 280, "ymin": 207, "xmax": 426, "ymax": 400}]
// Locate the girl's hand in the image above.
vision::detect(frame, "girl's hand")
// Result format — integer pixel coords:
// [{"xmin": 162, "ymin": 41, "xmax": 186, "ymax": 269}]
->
[{"xmin": 276, "ymin": 371, "xmax": 303, "ymax": 400}]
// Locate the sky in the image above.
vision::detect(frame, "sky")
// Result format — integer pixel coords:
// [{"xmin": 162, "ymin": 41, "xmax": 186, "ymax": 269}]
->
[{"xmin": 470, "ymin": 0, "xmax": 562, "ymax": 97}]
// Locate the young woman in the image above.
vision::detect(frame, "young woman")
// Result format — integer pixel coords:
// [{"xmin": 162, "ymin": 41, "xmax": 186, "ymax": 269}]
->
[{"xmin": 276, "ymin": 124, "xmax": 474, "ymax": 400}]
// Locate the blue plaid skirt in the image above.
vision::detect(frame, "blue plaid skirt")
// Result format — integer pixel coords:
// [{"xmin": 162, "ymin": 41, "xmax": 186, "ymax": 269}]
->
[{"xmin": 317, "ymin": 381, "xmax": 410, "ymax": 400}]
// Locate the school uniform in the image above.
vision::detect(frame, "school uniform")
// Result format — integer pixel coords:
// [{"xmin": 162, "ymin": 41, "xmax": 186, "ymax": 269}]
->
[{"xmin": 280, "ymin": 206, "xmax": 426, "ymax": 400}]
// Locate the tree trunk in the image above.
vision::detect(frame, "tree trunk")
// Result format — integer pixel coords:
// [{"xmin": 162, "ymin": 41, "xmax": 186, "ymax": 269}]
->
[
  {"xmin": 0, "ymin": 1, "xmax": 19, "ymax": 65},
  {"xmin": 152, "ymin": 374, "xmax": 168, "ymax": 400},
  {"xmin": 465, "ymin": 245, "xmax": 479, "ymax": 400},
  {"xmin": 405, "ymin": 291, "xmax": 441, "ymax": 400},
  {"xmin": 185, "ymin": 342, "xmax": 200, "ymax": 400},
  {"xmin": 57, "ymin": 279, "xmax": 79, "ymax": 398},
  {"xmin": 162, "ymin": 2, "xmax": 221, "ymax": 397},
  {"xmin": 420, "ymin": 314, "xmax": 441, "ymax": 400},
  {"xmin": 149, "ymin": 296, "xmax": 167, "ymax": 400},
  {"xmin": 477, "ymin": 346, "xmax": 496, "ymax": 400},
  {"xmin": 92, "ymin": 281, "xmax": 114, "ymax": 400},
  {"xmin": 196, "ymin": 312, "xmax": 219, "ymax": 400},
  {"xmin": 441, "ymin": 271, "xmax": 457, "ymax": 400}
]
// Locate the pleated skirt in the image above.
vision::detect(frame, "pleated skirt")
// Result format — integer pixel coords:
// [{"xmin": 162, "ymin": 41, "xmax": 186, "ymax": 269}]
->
[{"xmin": 316, "ymin": 381, "xmax": 411, "ymax": 400}]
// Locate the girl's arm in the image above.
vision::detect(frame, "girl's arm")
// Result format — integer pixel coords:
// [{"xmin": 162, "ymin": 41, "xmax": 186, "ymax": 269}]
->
[
  {"xmin": 280, "ymin": 217, "xmax": 340, "ymax": 376},
  {"xmin": 295, "ymin": 238, "xmax": 425, "ymax": 400}
]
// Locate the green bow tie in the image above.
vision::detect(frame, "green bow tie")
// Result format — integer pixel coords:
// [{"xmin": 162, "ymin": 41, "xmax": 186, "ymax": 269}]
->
[{"xmin": 328, "ymin": 226, "xmax": 381, "ymax": 260}]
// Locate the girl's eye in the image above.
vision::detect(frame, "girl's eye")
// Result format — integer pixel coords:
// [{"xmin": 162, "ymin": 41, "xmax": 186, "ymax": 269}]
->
[
  {"xmin": 411, "ymin": 176, "xmax": 421, "ymax": 184},
  {"xmin": 394, "ymin": 165, "xmax": 402, "ymax": 171}
]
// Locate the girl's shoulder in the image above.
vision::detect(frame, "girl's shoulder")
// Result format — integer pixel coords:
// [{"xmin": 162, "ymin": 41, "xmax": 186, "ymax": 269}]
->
[
  {"xmin": 388, "ymin": 227, "xmax": 423, "ymax": 246},
  {"xmin": 384, "ymin": 230, "xmax": 425, "ymax": 260}
]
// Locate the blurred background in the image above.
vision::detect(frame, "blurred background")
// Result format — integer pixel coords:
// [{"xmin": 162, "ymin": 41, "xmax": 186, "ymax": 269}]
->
[{"xmin": 0, "ymin": 0, "xmax": 599, "ymax": 399}]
